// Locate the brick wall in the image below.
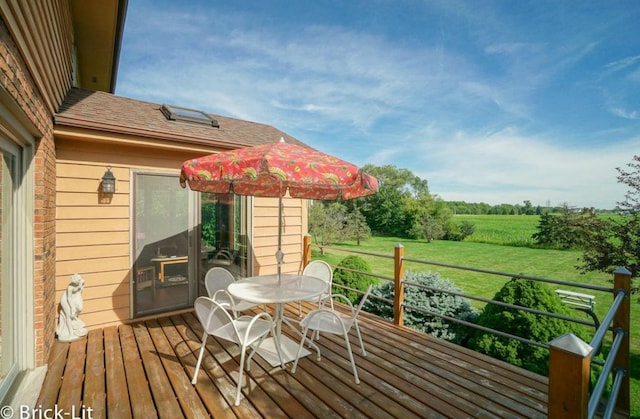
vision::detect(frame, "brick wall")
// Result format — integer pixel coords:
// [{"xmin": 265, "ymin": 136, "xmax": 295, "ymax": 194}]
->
[{"xmin": 0, "ymin": 20, "xmax": 58, "ymax": 367}]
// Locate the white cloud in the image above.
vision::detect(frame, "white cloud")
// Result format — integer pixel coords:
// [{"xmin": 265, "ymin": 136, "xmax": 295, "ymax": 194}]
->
[
  {"xmin": 409, "ymin": 128, "xmax": 639, "ymax": 208},
  {"xmin": 117, "ymin": 1, "xmax": 640, "ymax": 210},
  {"xmin": 610, "ymin": 108, "xmax": 640, "ymax": 120}
]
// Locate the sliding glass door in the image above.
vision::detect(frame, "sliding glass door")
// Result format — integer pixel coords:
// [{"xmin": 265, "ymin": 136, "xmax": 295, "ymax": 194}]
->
[
  {"xmin": 132, "ymin": 172, "xmax": 197, "ymax": 317},
  {"xmin": 199, "ymin": 193, "xmax": 250, "ymax": 295},
  {"xmin": 131, "ymin": 172, "xmax": 251, "ymax": 317}
]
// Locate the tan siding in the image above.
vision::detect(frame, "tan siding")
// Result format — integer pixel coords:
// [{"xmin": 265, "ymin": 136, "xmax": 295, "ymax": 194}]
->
[
  {"xmin": 80, "ymin": 309, "xmax": 130, "ymax": 330},
  {"xmin": 56, "ymin": 141, "xmax": 135, "ymax": 328},
  {"xmin": 56, "ymin": 271, "xmax": 129, "ymax": 296},
  {"xmin": 253, "ymin": 257, "xmax": 301, "ymax": 275},
  {"xmin": 253, "ymin": 243, "xmax": 301, "ymax": 258},
  {"xmin": 85, "ymin": 294, "xmax": 129, "ymax": 312},
  {"xmin": 57, "ymin": 161, "xmax": 132, "ymax": 181},
  {"xmin": 57, "ymin": 231, "xmax": 129, "ymax": 247},
  {"xmin": 252, "ymin": 195, "xmax": 305, "ymax": 276},
  {"xmin": 54, "ymin": 137, "xmax": 308, "ymax": 327},
  {"xmin": 56, "ymin": 142, "xmax": 187, "ymax": 171},
  {"xmin": 57, "ymin": 244, "xmax": 129, "ymax": 261},
  {"xmin": 56, "ymin": 218, "xmax": 129, "ymax": 233},
  {"xmin": 252, "ymin": 233, "xmax": 300, "ymax": 246},
  {"xmin": 55, "ymin": 138, "xmax": 209, "ymax": 328},
  {"xmin": 301, "ymin": 199, "xmax": 309, "ymax": 242},
  {"xmin": 54, "ymin": 291, "xmax": 129, "ymax": 312},
  {"xmin": 56, "ymin": 192, "xmax": 130, "ymax": 206},
  {"xmin": 253, "ymin": 225, "xmax": 303, "ymax": 236},
  {"xmin": 253, "ymin": 214, "xmax": 302, "ymax": 227},
  {"xmin": 57, "ymin": 177, "xmax": 119, "ymax": 192},
  {"xmin": 1, "ymin": 0, "xmax": 74, "ymax": 112},
  {"xmin": 57, "ymin": 205, "xmax": 130, "ymax": 219},
  {"xmin": 57, "ymin": 256, "xmax": 130, "ymax": 277},
  {"xmin": 23, "ymin": 0, "xmax": 66, "ymax": 101},
  {"xmin": 254, "ymin": 201, "xmax": 301, "ymax": 215}
]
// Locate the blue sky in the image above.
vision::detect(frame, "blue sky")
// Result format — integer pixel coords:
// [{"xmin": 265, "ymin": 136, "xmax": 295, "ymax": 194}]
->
[{"xmin": 116, "ymin": 0, "xmax": 640, "ymax": 209}]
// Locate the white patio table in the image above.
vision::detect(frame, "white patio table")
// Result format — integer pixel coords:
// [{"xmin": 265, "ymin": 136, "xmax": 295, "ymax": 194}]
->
[{"xmin": 227, "ymin": 273, "xmax": 325, "ymax": 367}]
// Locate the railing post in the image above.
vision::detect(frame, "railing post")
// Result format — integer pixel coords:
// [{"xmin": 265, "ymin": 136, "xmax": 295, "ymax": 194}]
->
[
  {"xmin": 393, "ymin": 243, "xmax": 404, "ymax": 326},
  {"xmin": 613, "ymin": 266, "xmax": 631, "ymax": 413},
  {"xmin": 302, "ymin": 235, "xmax": 312, "ymax": 268},
  {"xmin": 548, "ymin": 333, "xmax": 592, "ymax": 419}
]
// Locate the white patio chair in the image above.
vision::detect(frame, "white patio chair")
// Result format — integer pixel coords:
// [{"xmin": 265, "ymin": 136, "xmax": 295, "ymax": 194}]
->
[
  {"xmin": 190, "ymin": 296, "xmax": 284, "ymax": 406},
  {"xmin": 291, "ymin": 285, "xmax": 373, "ymax": 384},
  {"xmin": 205, "ymin": 267, "xmax": 261, "ymax": 317},
  {"xmin": 298, "ymin": 260, "xmax": 333, "ymax": 316}
]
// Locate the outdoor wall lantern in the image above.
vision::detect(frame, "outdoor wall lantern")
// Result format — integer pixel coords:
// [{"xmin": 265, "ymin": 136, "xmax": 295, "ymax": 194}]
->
[{"xmin": 101, "ymin": 166, "xmax": 116, "ymax": 194}]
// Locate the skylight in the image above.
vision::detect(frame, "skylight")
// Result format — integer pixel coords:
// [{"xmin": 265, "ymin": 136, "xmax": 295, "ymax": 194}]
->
[{"xmin": 161, "ymin": 104, "xmax": 219, "ymax": 128}]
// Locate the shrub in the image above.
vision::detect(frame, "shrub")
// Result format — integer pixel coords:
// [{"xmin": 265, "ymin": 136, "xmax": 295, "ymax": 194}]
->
[
  {"xmin": 363, "ymin": 271, "xmax": 478, "ymax": 344},
  {"xmin": 466, "ymin": 277, "xmax": 591, "ymax": 375},
  {"xmin": 331, "ymin": 255, "xmax": 377, "ymax": 303},
  {"xmin": 444, "ymin": 220, "xmax": 475, "ymax": 241}
]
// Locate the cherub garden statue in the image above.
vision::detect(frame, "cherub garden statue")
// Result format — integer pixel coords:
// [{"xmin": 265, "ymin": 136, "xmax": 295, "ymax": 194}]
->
[{"xmin": 56, "ymin": 273, "xmax": 88, "ymax": 342}]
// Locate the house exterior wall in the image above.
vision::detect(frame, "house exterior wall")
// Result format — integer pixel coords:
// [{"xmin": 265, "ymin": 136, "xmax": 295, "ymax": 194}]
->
[
  {"xmin": 252, "ymin": 196, "xmax": 306, "ymax": 275},
  {"xmin": 0, "ymin": 0, "xmax": 75, "ymax": 114},
  {"xmin": 0, "ymin": 0, "xmax": 73, "ymax": 370},
  {"xmin": 55, "ymin": 134, "xmax": 307, "ymax": 330}
]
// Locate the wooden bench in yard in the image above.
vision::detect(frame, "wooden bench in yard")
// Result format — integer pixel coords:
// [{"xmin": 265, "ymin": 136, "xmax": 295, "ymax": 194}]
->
[{"xmin": 555, "ymin": 289, "xmax": 596, "ymax": 311}]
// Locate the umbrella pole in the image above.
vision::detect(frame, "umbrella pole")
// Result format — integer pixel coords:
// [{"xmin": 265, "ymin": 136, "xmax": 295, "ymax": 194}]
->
[{"xmin": 276, "ymin": 195, "xmax": 284, "ymax": 284}]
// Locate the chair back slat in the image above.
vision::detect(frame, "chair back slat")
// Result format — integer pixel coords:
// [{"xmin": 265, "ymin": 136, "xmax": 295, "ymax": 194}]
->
[
  {"xmin": 353, "ymin": 285, "xmax": 373, "ymax": 318},
  {"xmin": 194, "ymin": 296, "xmax": 238, "ymax": 337},
  {"xmin": 205, "ymin": 267, "xmax": 234, "ymax": 298},
  {"xmin": 303, "ymin": 260, "xmax": 333, "ymax": 285}
]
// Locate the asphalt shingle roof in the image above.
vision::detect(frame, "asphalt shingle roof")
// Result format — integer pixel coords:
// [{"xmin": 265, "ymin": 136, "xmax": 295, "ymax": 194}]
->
[{"xmin": 55, "ymin": 87, "xmax": 306, "ymax": 149}]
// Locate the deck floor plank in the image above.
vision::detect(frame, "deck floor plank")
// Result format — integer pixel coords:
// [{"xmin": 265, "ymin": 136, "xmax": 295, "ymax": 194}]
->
[
  {"xmin": 171, "ymin": 314, "xmax": 240, "ymax": 419},
  {"xmin": 103, "ymin": 326, "xmax": 133, "ymax": 419},
  {"xmin": 104, "ymin": 325, "xmax": 133, "ymax": 419},
  {"xmin": 289, "ymin": 348, "xmax": 423, "ymax": 419},
  {"xmin": 358, "ymin": 311, "xmax": 549, "ymax": 416},
  {"xmin": 283, "ymin": 303, "xmax": 464, "ymax": 417},
  {"xmin": 357, "ymin": 327, "xmax": 537, "ymax": 418},
  {"xmin": 36, "ymin": 340, "xmax": 70, "ymax": 409},
  {"xmin": 119, "ymin": 324, "xmax": 157, "ymax": 418},
  {"xmin": 182, "ymin": 311, "xmax": 294, "ymax": 418},
  {"xmin": 296, "ymin": 326, "xmax": 472, "ymax": 418},
  {"xmin": 131, "ymin": 321, "xmax": 183, "ymax": 418},
  {"xmin": 153, "ymin": 317, "xmax": 213, "ymax": 419},
  {"xmin": 38, "ymin": 302, "xmax": 550, "ymax": 418},
  {"xmin": 365, "ymin": 313, "xmax": 548, "ymax": 392},
  {"xmin": 83, "ymin": 329, "xmax": 106, "ymax": 419},
  {"xmin": 56, "ymin": 337, "xmax": 87, "ymax": 413}
]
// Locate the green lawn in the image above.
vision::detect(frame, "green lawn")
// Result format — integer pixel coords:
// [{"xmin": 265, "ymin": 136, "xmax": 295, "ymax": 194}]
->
[{"xmin": 316, "ymin": 235, "xmax": 639, "ymax": 417}]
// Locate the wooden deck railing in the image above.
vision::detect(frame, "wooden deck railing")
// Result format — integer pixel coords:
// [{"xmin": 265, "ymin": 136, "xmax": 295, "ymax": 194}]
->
[{"xmin": 301, "ymin": 236, "xmax": 632, "ymax": 418}]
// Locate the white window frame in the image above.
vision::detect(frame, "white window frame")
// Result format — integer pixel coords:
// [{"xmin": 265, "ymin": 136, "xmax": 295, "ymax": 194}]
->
[{"xmin": 0, "ymin": 92, "xmax": 37, "ymax": 404}]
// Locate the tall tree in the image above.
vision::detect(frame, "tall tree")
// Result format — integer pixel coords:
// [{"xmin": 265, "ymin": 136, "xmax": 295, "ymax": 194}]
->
[
  {"xmin": 343, "ymin": 206, "xmax": 371, "ymax": 245},
  {"xmin": 579, "ymin": 155, "xmax": 640, "ymax": 279},
  {"xmin": 358, "ymin": 164, "xmax": 449, "ymax": 238},
  {"xmin": 532, "ymin": 205, "xmax": 604, "ymax": 249},
  {"xmin": 617, "ymin": 155, "xmax": 640, "ymax": 212},
  {"xmin": 308, "ymin": 202, "xmax": 347, "ymax": 251}
]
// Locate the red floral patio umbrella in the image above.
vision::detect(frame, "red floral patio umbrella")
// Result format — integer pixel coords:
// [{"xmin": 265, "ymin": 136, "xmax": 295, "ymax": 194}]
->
[{"xmin": 179, "ymin": 139, "xmax": 378, "ymax": 281}]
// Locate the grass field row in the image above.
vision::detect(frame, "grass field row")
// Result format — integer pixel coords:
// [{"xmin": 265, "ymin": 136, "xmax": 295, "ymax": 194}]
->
[{"xmin": 455, "ymin": 214, "xmax": 540, "ymax": 246}]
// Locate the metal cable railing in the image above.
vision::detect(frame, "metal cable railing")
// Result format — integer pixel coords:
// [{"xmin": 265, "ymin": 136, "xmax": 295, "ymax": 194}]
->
[
  {"xmin": 306, "ymin": 240, "xmax": 631, "ymax": 416},
  {"xmin": 587, "ymin": 288, "xmax": 629, "ymax": 419}
]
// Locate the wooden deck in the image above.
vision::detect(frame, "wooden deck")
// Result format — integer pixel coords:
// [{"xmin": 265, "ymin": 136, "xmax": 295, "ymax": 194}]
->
[{"xmin": 36, "ymin": 302, "xmax": 548, "ymax": 418}]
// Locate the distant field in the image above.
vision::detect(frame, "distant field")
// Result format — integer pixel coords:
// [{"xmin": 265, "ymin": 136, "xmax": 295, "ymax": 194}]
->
[
  {"xmin": 318, "ymin": 225, "xmax": 639, "ymax": 417},
  {"xmin": 454, "ymin": 214, "xmax": 539, "ymax": 246}
]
